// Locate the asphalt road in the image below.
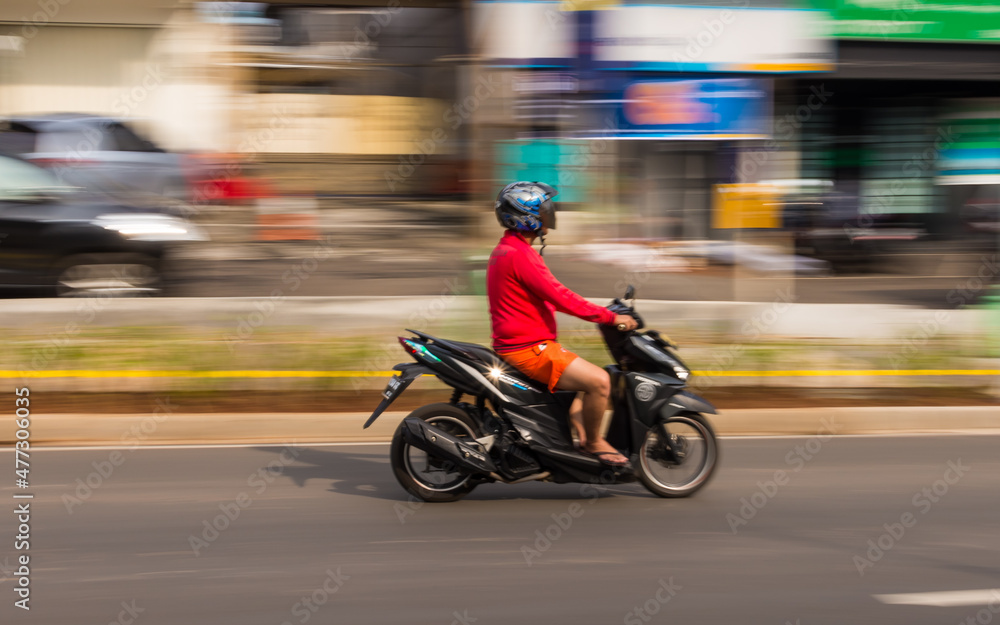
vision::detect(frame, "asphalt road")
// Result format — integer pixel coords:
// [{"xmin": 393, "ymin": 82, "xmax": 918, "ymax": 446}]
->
[{"xmin": 3, "ymin": 435, "xmax": 999, "ymax": 624}]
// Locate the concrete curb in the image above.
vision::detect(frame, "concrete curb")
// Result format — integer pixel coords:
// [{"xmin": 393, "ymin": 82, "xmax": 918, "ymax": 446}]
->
[
  {"xmin": 0, "ymin": 294, "xmax": 991, "ymax": 340},
  {"xmin": 9, "ymin": 406, "xmax": 999, "ymax": 447}
]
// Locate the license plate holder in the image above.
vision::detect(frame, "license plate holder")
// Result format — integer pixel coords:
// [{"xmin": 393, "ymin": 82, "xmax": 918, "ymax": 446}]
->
[{"xmin": 382, "ymin": 375, "xmax": 403, "ymax": 400}]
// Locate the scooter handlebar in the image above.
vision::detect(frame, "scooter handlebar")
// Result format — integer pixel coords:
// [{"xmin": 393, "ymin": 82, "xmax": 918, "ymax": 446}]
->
[{"xmin": 607, "ymin": 299, "xmax": 644, "ymax": 330}]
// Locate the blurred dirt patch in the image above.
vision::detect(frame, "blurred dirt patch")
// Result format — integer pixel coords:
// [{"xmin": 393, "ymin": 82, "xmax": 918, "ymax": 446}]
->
[{"xmin": 35, "ymin": 387, "xmax": 999, "ymax": 414}]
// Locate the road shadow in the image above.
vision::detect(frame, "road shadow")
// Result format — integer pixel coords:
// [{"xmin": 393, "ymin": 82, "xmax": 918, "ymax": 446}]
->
[
  {"xmin": 252, "ymin": 444, "xmax": 402, "ymax": 502},
  {"xmin": 252, "ymin": 444, "xmax": 636, "ymax": 503}
]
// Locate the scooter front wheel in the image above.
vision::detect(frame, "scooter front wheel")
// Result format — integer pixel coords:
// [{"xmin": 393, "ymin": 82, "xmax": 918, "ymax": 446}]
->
[{"xmin": 636, "ymin": 413, "xmax": 718, "ymax": 498}]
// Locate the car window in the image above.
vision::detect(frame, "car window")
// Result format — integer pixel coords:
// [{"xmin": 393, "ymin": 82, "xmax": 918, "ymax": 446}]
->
[
  {"xmin": 0, "ymin": 126, "xmax": 38, "ymax": 155},
  {"xmin": 106, "ymin": 123, "xmax": 159, "ymax": 152},
  {"xmin": 35, "ymin": 128, "xmax": 98, "ymax": 154},
  {"xmin": 0, "ymin": 155, "xmax": 70, "ymax": 201}
]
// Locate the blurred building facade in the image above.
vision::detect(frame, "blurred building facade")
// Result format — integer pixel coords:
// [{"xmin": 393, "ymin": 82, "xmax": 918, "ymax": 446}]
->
[{"xmin": 1, "ymin": 0, "xmax": 998, "ymax": 253}]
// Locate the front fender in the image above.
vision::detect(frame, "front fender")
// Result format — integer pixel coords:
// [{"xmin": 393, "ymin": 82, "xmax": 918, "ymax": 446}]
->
[
  {"xmin": 645, "ymin": 391, "xmax": 716, "ymax": 465},
  {"xmin": 656, "ymin": 390, "xmax": 717, "ymax": 420},
  {"xmin": 629, "ymin": 390, "xmax": 716, "ymax": 455}
]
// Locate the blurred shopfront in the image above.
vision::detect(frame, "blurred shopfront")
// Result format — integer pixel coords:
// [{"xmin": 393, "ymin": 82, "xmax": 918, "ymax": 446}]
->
[
  {"xmin": 787, "ymin": 2, "xmax": 1000, "ymax": 252},
  {"xmin": 475, "ymin": 1, "xmax": 833, "ymax": 242}
]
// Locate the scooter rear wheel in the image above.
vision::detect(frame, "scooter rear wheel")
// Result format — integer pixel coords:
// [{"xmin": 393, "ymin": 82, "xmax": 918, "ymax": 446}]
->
[
  {"xmin": 390, "ymin": 403, "xmax": 483, "ymax": 503},
  {"xmin": 636, "ymin": 413, "xmax": 718, "ymax": 498}
]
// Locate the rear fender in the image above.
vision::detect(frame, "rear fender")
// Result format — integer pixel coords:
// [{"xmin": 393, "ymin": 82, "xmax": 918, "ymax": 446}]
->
[{"xmin": 363, "ymin": 363, "xmax": 432, "ymax": 429}]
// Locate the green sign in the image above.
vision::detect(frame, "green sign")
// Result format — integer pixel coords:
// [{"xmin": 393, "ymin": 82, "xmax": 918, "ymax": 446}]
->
[
  {"xmin": 810, "ymin": 0, "xmax": 1000, "ymax": 43},
  {"xmin": 496, "ymin": 141, "xmax": 589, "ymax": 203}
]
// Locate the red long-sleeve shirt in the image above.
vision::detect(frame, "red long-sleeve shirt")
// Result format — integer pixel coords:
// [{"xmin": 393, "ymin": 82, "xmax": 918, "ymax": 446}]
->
[{"xmin": 487, "ymin": 230, "xmax": 616, "ymax": 352}]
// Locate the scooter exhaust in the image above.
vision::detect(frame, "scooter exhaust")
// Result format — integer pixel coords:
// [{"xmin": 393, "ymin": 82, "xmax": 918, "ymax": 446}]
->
[{"xmin": 400, "ymin": 417, "xmax": 498, "ymax": 476}]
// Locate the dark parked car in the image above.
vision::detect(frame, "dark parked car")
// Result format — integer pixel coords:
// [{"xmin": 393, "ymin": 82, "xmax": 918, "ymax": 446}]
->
[
  {"xmin": 0, "ymin": 153, "xmax": 206, "ymax": 296},
  {"xmin": 782, "ymin": 186, "xmax": 925, "ymax": 273}
]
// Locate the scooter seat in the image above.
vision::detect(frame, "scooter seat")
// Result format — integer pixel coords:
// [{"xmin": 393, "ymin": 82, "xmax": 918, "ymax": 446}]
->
[
  {"xmin": 404, "ymin": 330, "xmax": 542, "ymax": 388},
  {"xmin": 446, "ymin": 340, "xmax": 553, "ymax": 391}
]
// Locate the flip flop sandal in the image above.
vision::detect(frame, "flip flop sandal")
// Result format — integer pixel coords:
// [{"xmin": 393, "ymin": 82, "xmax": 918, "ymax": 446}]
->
[{"xmin": 581, "ymin": 449, "xmax": 632, "ymax": 470}]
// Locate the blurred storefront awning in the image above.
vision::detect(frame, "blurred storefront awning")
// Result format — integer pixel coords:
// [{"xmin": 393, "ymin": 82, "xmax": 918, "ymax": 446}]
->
[
  {"xmin": 808, "ymin": 0, "xmax": 1000, "ymax": 44},
  {"xmin": 588, "ymin": 4, "xmax": 834, "ymax": 73},
  {"xmin": 0, "ymin": 0, "xmax": 175, "ymax": 25},
  {"xmin": 472, "ymin": 1, "xmax": 575, "ymax": 68}
]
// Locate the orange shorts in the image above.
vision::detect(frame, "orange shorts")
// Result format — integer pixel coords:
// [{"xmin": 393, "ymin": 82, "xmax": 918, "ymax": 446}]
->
[{"xmin": 497, "ymin": 340, "xmax": 579, "ymax": 393}]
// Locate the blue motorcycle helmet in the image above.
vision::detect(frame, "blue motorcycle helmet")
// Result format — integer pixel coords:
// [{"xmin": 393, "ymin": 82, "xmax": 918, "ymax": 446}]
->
[{"xmin": 494, "ymin": 181, "xmax": 559, "ymax": 234}]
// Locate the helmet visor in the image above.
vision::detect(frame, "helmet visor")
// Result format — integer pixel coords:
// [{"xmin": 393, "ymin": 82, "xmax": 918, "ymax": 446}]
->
[
  {"xmin": 534, "ymin": 183, "xmax": 558, "ymax": 230},
  {"xmin": 539, "ymin": 198, "xmax": 556, "ymax": 230}
]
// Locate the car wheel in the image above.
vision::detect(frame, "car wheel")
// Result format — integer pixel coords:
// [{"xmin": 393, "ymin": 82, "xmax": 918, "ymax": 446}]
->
[{"xmin": 53, "ymin": 255, "xmax": 162, "ymax": 298}]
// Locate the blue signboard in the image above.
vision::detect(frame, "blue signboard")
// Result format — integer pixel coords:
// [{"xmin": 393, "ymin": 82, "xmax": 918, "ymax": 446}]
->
[{"xmin": 582, "ymin": 78, "xmax": 772, "ymax": 140}]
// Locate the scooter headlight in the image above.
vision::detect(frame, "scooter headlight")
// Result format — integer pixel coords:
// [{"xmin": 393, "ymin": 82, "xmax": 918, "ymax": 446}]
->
[{"xmin": 634, "ymin": 336, "xmax": 689, "ymax": 380}]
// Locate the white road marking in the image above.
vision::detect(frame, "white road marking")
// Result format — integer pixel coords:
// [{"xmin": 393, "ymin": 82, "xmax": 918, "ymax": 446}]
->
[
  {"xmin": 2, "ymin": 441, "xmax": 391, "ymax": 452},
  {"xmin": 875, "ymin": 589, "xmax": 1000, "ymax": 607},
  {"xmin": 2, "ymin": 430, "xmax": 1000, "ymax": 452},
  {"xmin": 725, "ymin": 430, "xmax": 1000, "ymax": 439}
]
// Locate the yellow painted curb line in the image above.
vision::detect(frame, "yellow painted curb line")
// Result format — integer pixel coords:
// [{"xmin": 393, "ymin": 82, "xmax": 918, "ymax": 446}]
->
[
  {"xmin": 2, "ymin": 370, "xmax": 392, "ymax": 379},
  {"xmin": 694, "ymin": 370, "xmax": 1000, "ymax": 377},
  {"xmin": 1, "ymin": 369, "xmax": 998, "ymax": 379}
]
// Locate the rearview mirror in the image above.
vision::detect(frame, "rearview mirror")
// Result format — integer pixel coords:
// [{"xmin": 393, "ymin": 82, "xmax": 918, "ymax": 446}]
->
[{"xmin": 624, "ymin": 284, "xmax": 635, "ymax": 301}]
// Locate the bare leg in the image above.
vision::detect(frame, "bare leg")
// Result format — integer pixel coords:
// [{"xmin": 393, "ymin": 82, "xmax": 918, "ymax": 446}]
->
[
  {"xmin": 568, "ymin": 394, "xmax": 586, "ymax": 447},
  {"xmin": 557, "ymin": 358, "xmax": 627, "ymax": 464}
]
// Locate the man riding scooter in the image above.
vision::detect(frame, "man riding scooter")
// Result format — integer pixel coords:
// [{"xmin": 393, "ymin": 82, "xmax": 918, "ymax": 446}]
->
[{"xmin": 487, "ymin": 181, "xmax": 638, "ymax": 469}]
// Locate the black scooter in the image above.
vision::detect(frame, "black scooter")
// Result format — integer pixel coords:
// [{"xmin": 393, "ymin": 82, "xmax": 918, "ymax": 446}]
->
[{"xmin": 364, "ymin": 285, "xmax": 719, "ymax": 502}]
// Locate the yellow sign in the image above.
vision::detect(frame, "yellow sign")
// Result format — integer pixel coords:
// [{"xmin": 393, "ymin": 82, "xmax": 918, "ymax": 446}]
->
[
  {"xmin": 712, "ymin": 184, "xmax": 782, "ymax": 229},
  {"xmin": 560, "ymin": 0, "xmax": 620, "ymax": 11}
]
